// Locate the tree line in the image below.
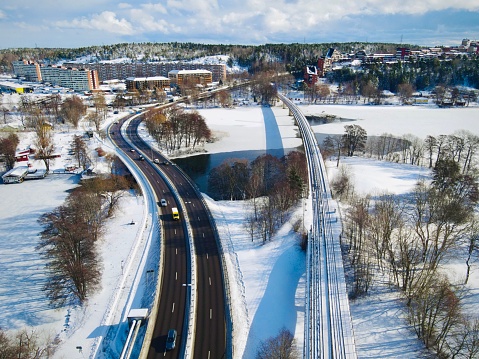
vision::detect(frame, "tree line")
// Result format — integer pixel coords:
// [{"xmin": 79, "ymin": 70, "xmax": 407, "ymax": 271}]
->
[
  {"xmin": 0, "ymin": 41, "xmax": 414, "ymax": 74},
  {"xmin": 208, "ymin": 151, "xmax": 308, "ymax": 243},
  {"xmin": 1, "ymin": 92, "xmax": 109, "ymax": 130},
  {"xmin": 334, "ymin": 150, "xmax": 479, "ymax": 357},
  {"xmin": 328, "ymin": 57, "xmax": 479, "ymax": 98},
  {"xmin": 37, "ymin": 171, "xmax": 133, "ymax": 307},
  {"xmin": 322, "ymin": 125, "xmax": 479, "ymax": 177}
]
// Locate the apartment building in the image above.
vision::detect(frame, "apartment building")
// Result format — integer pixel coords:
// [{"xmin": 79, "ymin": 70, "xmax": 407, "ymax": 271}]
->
[
  {"xmin": 12, "ymin": 60, "xmax": 42, "ymax": 82},
  {"xmin": 12, "ymin": 60, "xmax": 99, "ymax": 91},
  {"xmin": 40, "ymin": 65, "xmax": 99, "ymax": 92},
  {"xmin": 63, "ymin": 62, "xmax": 226, "ymax": 83},
  {"xmin": 168, "ymin": 69, "xmax": 212, "ymax": 86},
  {"xmin": 125, "ymin": 76, "xmax": 170, "ymax": 91}
]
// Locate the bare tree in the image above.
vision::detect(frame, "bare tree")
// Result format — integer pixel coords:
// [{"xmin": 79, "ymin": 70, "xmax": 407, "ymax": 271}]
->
[
  {"xmin": 87, "ymin": 111, "xmax": 103, "ymax": 132},
  {"xmin": 34, "ymin": 120, "xmax": 55, "ymax": 173},
  {"xmin": 70, "ymin": 135, "xmax": 90, "ymax": 170},
  {"xmin": 322, "ymin": 134, "xmax": 344, "ymax": 167},
  {"xmin": 407, "ymin": 274, "xmax": 462, "ymax": 354},
  {"xmin": 38, "ymin": 191, "xmax": 102, "ymax": 306},
  {"xmin": 424, "ymin": 135, "xmax": 437, "ymax": 168},
  {"xmin": 92, "ymin": 92, "xmax": 108, "ymax": 121},
  {"xmin": 217, "ymin": 89, "xmax": 232, "ymax": 107},
  {"xmin": 0, "ymin": 327, "xmax": 54, "ymax": 359},
  {"xmin": 61, "ymin": 95, "xmax": 86, "ymax": 128},
  {"xmin": 256, "ymin": 327, "xmax": 297, "ymax": 359},
  {"xmin": 0, "ymin": 133, "xmax": 19, "ymax": 170},
  {"xmin": 331, "ymin": 164, "xmax": 354, "ymax": 201},
  {"xmin": 398, "ymin": 83, "xmax": 415, "ymax": 104},
  {"xmin": 0, "ymin": 106, "xmax": 10, "ymax": 124},
  {"xmin": 343, "ymin": 124, "xmax": 367, "ymax": 157}
]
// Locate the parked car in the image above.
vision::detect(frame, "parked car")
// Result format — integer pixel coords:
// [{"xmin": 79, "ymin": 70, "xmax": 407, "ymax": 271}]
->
[
  {"xmin": 154, "ymin": 158, "xmax": 160, "ymax": 164},
  {"xmin": 166, "ymin": 329, "xmax": 177, "ymax": 350}
]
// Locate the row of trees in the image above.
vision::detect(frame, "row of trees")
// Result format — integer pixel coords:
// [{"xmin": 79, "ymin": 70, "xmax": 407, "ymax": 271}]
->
[
  {"xmin": 323, "ymin": 127, "xmax": 479, "ymax": 179},
  {"xmin": 208, "ymin": 152, "xmax": 308, "ymax": 242},
  {"xmin": 144, "ymin": 106, "xmax": 212, "ymax": 153},
  {"xmin": 337, "ymin": 154, "xmax": 479, "ymax": 357},
  {"xmin": 38, "ymin": 173, "xmax": 131, "ymax": 306},
  {"xmin": 1, "ymin": 92, "xmax": 109, "ymax": 130},
  {"xmin": 0, "ymin": 327, "xmax": 54, "ymax": 359}
]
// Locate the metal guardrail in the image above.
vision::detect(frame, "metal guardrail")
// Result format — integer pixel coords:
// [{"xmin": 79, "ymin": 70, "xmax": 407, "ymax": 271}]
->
[
  {"xmin": 172, "ymin": 158, "xmax": 234, "ymax": 359},
  {"xmin": 278, "ymin": 93, "xmax": 357, "ymax": 359}
]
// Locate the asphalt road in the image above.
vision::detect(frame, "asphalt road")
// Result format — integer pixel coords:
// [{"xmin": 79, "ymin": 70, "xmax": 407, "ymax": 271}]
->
[{"xmin": 109, "ymin": 115, "xmax": 227, "ymax": 359}]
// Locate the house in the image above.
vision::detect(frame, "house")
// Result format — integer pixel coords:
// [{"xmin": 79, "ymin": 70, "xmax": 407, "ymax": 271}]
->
[
  {"xmin": 303, "ymin": 66, "xmax": 319, "ymax": 86},
  {"xmin": 2, "ymin": 166, "xmax": 29, "ymax": 184}
]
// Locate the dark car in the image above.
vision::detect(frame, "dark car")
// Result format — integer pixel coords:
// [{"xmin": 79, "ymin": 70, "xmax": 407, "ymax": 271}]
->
[{"xmin": 166, "ymin": 329, "xmax": 177, "ymax": 350}]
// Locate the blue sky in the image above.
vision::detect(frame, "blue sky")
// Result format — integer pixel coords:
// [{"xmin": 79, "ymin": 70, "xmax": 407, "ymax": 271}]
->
[{"xmin": 1, "ymin": 1, "xmax": 478, "ymax": 49}]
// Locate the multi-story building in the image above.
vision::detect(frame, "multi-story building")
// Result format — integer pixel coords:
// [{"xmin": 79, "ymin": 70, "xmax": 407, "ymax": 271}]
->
[
  {"xmin": 125, "ymin": 76, "xmax": 170, "ymax": 92},
  {"xmin": 168, "ymin": 69, "xmax": 212, "ymax": 86},
  {"xmin": 12, "ymin": 60, "xmax": 99, "ymax": 91},
  {"xmin": 40, "ymin": 65, "xmax": 99, "ymax": 92},
  {"xmin": 12, "ymin": 60, "xmax": 42, "ymax": 82},
  {"xmin": 63, "ymin": 62, "xmax": 226, "ymax": 83}
]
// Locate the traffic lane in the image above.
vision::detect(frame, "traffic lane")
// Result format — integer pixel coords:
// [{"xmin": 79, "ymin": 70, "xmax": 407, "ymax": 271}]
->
[
  {"xmin": 127, "ymin": 119, "xmax": 227, "ymax": 358},
  {"xmin": 149, "ymin": 214, "xmax": 187, "ymax": 357},
  {"xmin": 110, "ymin": 124, "xmax": 188, "ymax": 359},
  {"xmin": 177, "ymin": 186, "xmax": 226, "ymax": 358},
  {"xmin": 186, "ymin": 196, "xmax": 226, "ymax": 359},
  {"xmin": 139, "ymin": 164, "xmax": 187, "ymax": 359}
]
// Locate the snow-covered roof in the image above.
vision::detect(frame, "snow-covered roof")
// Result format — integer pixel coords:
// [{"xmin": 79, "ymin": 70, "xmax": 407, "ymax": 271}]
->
[{"xmin": 2, "ymin": 166, "xmax": 29, "ymax": 178}]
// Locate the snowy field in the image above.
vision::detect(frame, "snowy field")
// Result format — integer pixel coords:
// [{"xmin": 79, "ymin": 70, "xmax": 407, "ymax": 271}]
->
[{"xmin": 1, "ymin": 97, "xmax": 479, "ymax": 358}]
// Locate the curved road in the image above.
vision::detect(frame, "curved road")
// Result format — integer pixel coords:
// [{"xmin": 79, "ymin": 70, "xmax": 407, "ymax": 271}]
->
[{"xmin": 109, "ymin": 115, "xmax": 228, "ymax": 359}]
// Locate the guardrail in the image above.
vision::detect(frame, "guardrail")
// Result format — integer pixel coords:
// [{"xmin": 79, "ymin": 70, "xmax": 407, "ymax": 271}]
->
[
  {"xmin": 278, "ymin": 93, "xmax": 357, "ymax": 359},
  {"xmin": 171, "ymin": 158, "xmax": 234, "ymax": 359},
  {"xmin": 123, "ymin": 121, "xmax": 198, "ymax": 359}
]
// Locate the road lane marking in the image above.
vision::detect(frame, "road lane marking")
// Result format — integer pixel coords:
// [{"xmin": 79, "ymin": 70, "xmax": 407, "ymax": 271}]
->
[
  {"xmin": 209, "ymin": 277, "xmax": 211, "ymax": 286},
  {"xmin": 172, "ymin": 303, "xmax": 175, "ymax": 313},
  {"xmin": 210, "ymin": 309, "xmax": 212, "ymax": 319}
]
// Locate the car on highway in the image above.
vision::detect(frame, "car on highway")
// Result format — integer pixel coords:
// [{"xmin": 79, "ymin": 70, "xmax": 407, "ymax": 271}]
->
[
  {"xmin": 153, "ymin": 158, "xmax": 160, "ymax": 164},
  {"xmin": 130, "ymin": 149, "xmax": 135, "ymax": 152},
  {"xmin": 166, "ymin": 329, "xmax": 177, "ymax": 350},
  {"xmin": 160, "ymin": 198, "xmax": 167, "ymax": 207},
  {"xmin": 138, "ymin": 155, "xmax": 144, "ymax": 161}
]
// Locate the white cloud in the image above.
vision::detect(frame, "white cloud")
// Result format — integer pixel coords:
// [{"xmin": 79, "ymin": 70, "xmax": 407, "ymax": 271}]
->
[
  {"xmin": 0, "ymin": 10, "xmax": 6, "ymax": 19},
  {"xmin": 118, "ymin": 3, "xmax": 132, "ymax": 9},
  {"xmin": 55, "ymin": 11, "xmax": 134, "ymax": 35},
  {"xmin": 129, "ymin": 9, "xmax": 177, "ymax": 33},
  {"xmin": 166, "ymin": 0, "xmax": 219, "ymax": 13},
  {"xmin": 141, "ymin": 3, "xmax": 168, "ymax": 14}
]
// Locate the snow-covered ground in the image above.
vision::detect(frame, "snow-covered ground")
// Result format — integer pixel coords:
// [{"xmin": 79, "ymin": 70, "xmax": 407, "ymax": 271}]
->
[{"xmin": 1, "ymin": 95, "xmax": 479, "ymax": 359}]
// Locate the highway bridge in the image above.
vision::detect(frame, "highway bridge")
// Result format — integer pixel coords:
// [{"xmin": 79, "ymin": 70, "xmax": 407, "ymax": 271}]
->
[{"xmin": 109, "ymin": 114, "xmax": 232, "ymax": 359}]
